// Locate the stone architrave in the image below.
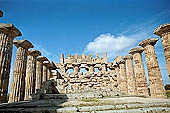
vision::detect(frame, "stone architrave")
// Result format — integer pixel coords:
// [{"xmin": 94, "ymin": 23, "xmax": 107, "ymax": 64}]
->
[
  {"xmin": 139, "ymin": 38, "xmax": 166, "ymax": 98},
  {"xmin": 124, "ymin": 55, "xmax": 137, "ymax": 95},
  {"xmin": 129, "ymin": 47, "xmax": 149, "ymax": 97},
  {"xmin": 35, "ymin": 56, "xmax": 48, "ymax": 92},
  {"xmin": 42, "ymin": 60, "xmax": 50, "ymax": 83},
  {"xmin": 154, "ymin": 24, "xmax": 170, "ymax": 78},
  {"xmin": 0, "ymin": 24, "xmax": 22, "ymax": 103},
  {"xmin": 24, "ymin": 50, "xmax": 41, "ymax": 100},
  {"xmin": 8, "ymin": 40, "xmax": 33, "ymax": 103},
  {"xmin": 117, "ymin": 60, "xmax": 128, "ymax": 94},
  {"xmin": 0, "ymin": 10, "xmax": 3, "ymax": 17}
]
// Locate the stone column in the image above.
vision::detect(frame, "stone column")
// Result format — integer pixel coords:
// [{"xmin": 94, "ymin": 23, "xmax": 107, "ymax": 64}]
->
[
  {"xmin": 73, "ymin": 63, "xmax": 80, "ymax": 73},
  {"xmin": 0, "ymin": 10, "xmax": 3, "ymax": 17},
  {"xmin": 124, "ymin": 55, "xmax": 137, "ymax": 95},
  {"xmin": 129, "ymin": 47, "xmax": 149, "ymax": 97},
  {"xmin": 0, "ymin": 24, "xmax": 22, "ymax": 103},
  {"xmin": 117, "ymin": 60, "xmax": 128, "ymax": 94},
  {"xmin": 8, "ymin": 40, "xmax": 33, "ymax": 103},
  {"xmin": 87, "ymin": 63, "xmax": 95, "ymax": 73},
  {"xmin": 60, "ymin": 53, "xmax": 64, "ymax": 64},
  {"xmin": 101, "ymin": 63, "xmax": 107, "ymax": 72},
  {"xmin": 35, "ymin": 56, "xmax": 48, "ymax": 92},
  {"xmin": 154, "ymin": 24, "xmax": 170, "ymax": 78},
  {"xmin": 139, "ymin": 38, "xmax": 166, "ymax": 98},
  {"xmin": 42, "ymin": 60, "xmax": 50, "ymax": 83},
  {"xmin": 113, "ymin": 63, "xmax": 120, "ymax": 90},
  {"xmin": 24, "ymin": 50, "xmax": 41, "ymax": 100}
]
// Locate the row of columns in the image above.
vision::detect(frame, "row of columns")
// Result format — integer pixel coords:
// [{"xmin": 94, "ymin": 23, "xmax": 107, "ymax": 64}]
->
[{"xmin": 117, "ymin": 37, "xmax": 168, "ymax": 98}]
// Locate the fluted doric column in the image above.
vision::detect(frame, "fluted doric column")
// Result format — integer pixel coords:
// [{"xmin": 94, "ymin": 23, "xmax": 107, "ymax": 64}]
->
[
  {"xmin": 154, "ymin": 24, "xmax": 170, "ymax": 79},
  {"xmin": 42, "ymin": 60, "xmax": 50, "ymax": 83},
  {"xmin": 0, "ymin": 24, "xmax": 22, "ymax": 103},
  {"xmin": 117, "ymin": 59, "xmax": 128, "ymax": 94},
  {"xmin": 0, "ymin": 10, "xmax": 3, "ymax": 17},
  {"xmin": 124, "ymin": 55, "xmax": 137, "ymax": 95},
  {"xmin": 8, "ymin": 40, "xmax": 33, "ymax": 103},
  {"xmin": 129, "ymin": 47, "xmax": 149, "ymax": 97},
  {"xmin": 24, "ymin": 50, "xmax": 41, "ymax": 100},
  {"xmin": 35, "ymin": 56, "xmax": 48, "ymax": 92},
  {"xmin": 139, "ymin": 38, "xmax": 166, "ymax": 98}
]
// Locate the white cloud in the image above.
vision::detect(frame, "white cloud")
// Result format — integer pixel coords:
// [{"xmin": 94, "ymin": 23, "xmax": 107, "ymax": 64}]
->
[{"xmin": 85, "ymin": 33, "xmax": 137, "ymax": 58}]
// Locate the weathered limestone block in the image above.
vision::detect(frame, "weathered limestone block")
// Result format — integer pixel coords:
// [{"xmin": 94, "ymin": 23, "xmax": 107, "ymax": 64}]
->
[
  {"xmin": 124, "ymin": 55, "xmax": 137, "ymax": 95},
  {"xmin": 154, "ymin": 24, "xmax": 170, "ymax": 78},
  {"xmin": 24, "ymin": 50, "xmax": 41, "ymax": 100},
  {"xmin": 9, "ymin": 40, "xmax": 33, "ymax": 103},
  {"xmin": 139, "ymin": 38, "xmax": 166, "ymax": 98},
  {"xmin": 117, "ymin": 59, "xmax": 128, "ymax": 94},
  {"xmin": 43, "ymin": 60, "xmax": 50, "ymax": 83},
  {"xmin": 48, "ymin": 61, "xmax": 57, "ymax": 80},
  {"xmin": 0, "ymin": 10, "xmax": 3, "ymax": 17},
  {"xmin": 35, "ymin": 56, "xmax": 48, "ymax": 92},
  {"xmin": 129, "ymin": 47, "xmax": 149, "ymax": 97},
  {"xmin": 0, "ymin": 24, "xmax": 22, "ymax": 103}
]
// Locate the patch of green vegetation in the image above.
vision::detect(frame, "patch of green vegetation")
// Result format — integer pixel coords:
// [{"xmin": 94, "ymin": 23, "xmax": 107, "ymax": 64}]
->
[
  {"xmin": 166, "ymin": 90, "xmax": 170, "ymax": 98},
  {"xmin": 80, "ymin": 98, "xmax": 99, "ymax": 102}
]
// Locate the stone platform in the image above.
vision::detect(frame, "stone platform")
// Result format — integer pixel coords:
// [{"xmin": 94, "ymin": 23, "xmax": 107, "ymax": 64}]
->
[{"xmin": 0, "ymin": 96, "xmax": 170, "ymax": 113}]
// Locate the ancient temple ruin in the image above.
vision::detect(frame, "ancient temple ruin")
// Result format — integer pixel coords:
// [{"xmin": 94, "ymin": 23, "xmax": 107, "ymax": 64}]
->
[{"xmin": 0, "ymin": 10, "xmax": 170, "ymax": 105}]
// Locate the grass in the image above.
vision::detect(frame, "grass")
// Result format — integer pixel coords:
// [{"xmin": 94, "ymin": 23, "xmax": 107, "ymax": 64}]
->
[{"xmin": 166, "ymin": 90, "xmax": 170, "ymax": 98}]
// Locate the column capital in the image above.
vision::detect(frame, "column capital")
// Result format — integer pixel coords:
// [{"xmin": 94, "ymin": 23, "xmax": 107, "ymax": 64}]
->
[
  {"xmin": 0, "ymin": 23, "xmax": 22, "ymax": 37},
  {"xmin": 28, "ymin": 50, "xmax": 41, "ymax": 57},
  {"xmin": 0, "ymin": 10, "xmax": 3, "ymax": 17},
  {"xmin": 117, "ymin": 59, "xmax": 125, "ymax": 64},
  {"xmin": 139, "ymin": 38, "xmax": 159, "ymax": 47},
  {"xmin": 14, "ymin": 40, "xmax": 34, "ymax": 49},
  {"xmin": 37, "ymin": 56, "xmax": 48, "ymax": 62},
  {"xmin": 129, "ymin": 47, "xmax": 144, "ymax": 55},
  {"xmin": 43, "ymin": 60, "xmax": 50, "ymax": 66},
  {"xmin": 154, "ymin": 23, "xmax": 170, "ymax": 36},
  {"xmin": 124, "ymin": 55, "xmax": 133, "ymax": 60}
]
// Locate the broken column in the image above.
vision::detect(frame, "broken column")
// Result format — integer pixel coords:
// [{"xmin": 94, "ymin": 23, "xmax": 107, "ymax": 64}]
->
[
  {"xmin": 124, "ymin": 55, "xmax": 136, "ymax": 95},
  {"xmin": 8, "ymin": 40, "xmax": 33, "ymax": 103},
  {"xmin": 0, "ymin": 24, "xmax": 22, "ymax": 103},
  {"xmin": 42, "ymin": 60, "xmax": 50, "ymax": 83},
  {"xmin": 154, "ymin": 24, "xmax": 170, "ymax": 78},
  {"xmin": 117, "ymin": 59, "xmax": 128, "ymax": 94},
  {"xmin": 35, "ymin": 56, "xmax": 48, "ymax": 92},
  {"xmin": 129, "ymin": 47, "xmax": 149, "ymax": 97},
  {"xmin": 0, "ymin": 10, "xmax": 3, "ymax": 17},
  {"xmin": 139, "ymin": 38, "xmax": 166, "ymax": 98},
  {"xmin": 24, "ymin": 50, "xmax": 41, "ymax": 100}
]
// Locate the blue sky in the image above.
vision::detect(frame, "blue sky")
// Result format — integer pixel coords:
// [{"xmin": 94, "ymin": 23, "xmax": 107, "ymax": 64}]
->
[{"xmin": 0, "ymin": 0, "xmax": 170, "ymax": 90}]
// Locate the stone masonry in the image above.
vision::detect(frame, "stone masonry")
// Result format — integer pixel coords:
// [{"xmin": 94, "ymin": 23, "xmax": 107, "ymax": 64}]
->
[
  {"xmin": 139, "ymin": 38, "xmax": 166, "ymax": 98},
  {"xmin": 129, "ymin": 47, "xmax": 149, "ymax": 97},
  {"xmin": 0, "ymin": 24, "xmax": 22, "ymax": 103},
  {"xmin": 43, "ymin": 60, "xmax": 50, "ymax": 82},
  {"xmin": 8, "ymin": 40, "xmax": 33, "ymax": 103},
  {"xmin": 55, "ymin": 53, "xmax": 118, "ymax": 94},
  {"xmin": 154, "ymin": 24, "xmax": 170, "ymax": 79},
  {"xmin": 124, "ymin": 55, "xmax": 137, "ymax": 95},
  {"xmin": 24, "ymin": 50, "xmax": 41, "ymax": 100}
]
